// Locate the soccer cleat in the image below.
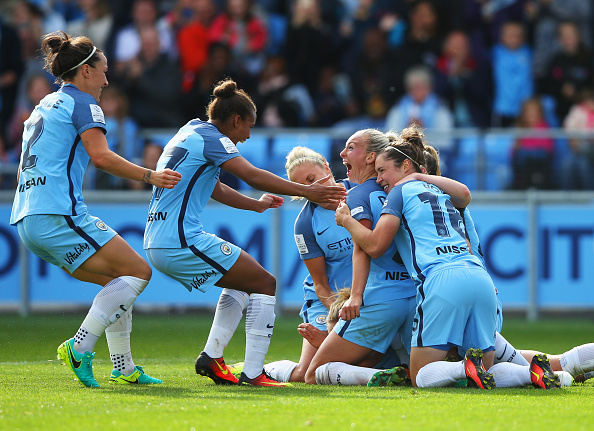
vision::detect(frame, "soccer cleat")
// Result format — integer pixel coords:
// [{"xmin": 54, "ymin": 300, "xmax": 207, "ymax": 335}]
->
[
  {"xmin": 110, "ymin": 366, "xmax": 163, "ymax": 384},
  {"xmin": 237, "ymin": 370, "xmax": 293, "ymax": 387},
  {"xmin": 57, "ymin": 338, "xmax": 100, "ymax": 388},
  {"xmin": 554, "ymin": 371, "xmax": 573, "ymax": 387},
  {"xmin": 530, "ymin": 354, "xmax": 561, "ymax": 389},
  {"xmin": 195, "ymin": 351, "xmax": 238, "ymax": 385},
  {"xmin": 464, "ymin": 348, "xmax": 495, "ymax": 389},
  {"xmin": 367, "ymin": 366, "xmax": 408, "ymax": 387},
  {"xmin": 227, "ymin": 362, "xmax": 244, "ymax": 379}
]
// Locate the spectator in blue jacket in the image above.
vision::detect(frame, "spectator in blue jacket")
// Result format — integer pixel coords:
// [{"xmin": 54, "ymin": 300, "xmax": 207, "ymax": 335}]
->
[{"xmin": 492, "ymin": 21, "xmax": 533, "ymax": 127}]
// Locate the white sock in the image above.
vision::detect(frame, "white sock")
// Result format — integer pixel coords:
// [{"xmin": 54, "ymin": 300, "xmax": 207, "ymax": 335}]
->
[
  {"xmin": 264, "ymin": 360, "xmax": 298, "ymax": 382},
  {"xmin": 106, "ymin": 306, "xmax": 135, "ymax": 376},
  {"xmin": 488, "ymin": 362, "xmax": 530, "ymax": 387},
  {"xmin": 416, "ymin": 361, "xmax": 466, "ymax": 387},
  {"xmin": 243, "ymin": 293, "xmax": 275, "ymax": 379},
  {"xmin": 560, "ymin": 344, "xmax": 594, "ymax": 377},
  {"xmin": 203, "ymin": 289, "xmax": 249, "ymax": 358},
  {"xmin": 494, "ymin": 332, "xmax": 529, "ymax": 366},
  {"xmin": 75, "ymin": 276, "xmax": 147, "ymax": 353},
  {"xmin": 314, "ymin": 362, "xmax": 378, "ymax": 386}
]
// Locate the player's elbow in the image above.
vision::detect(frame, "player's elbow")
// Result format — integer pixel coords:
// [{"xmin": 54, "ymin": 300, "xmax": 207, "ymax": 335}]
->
[
  {"xmin": 90, "ymin": 153, "xmax": 111, "ymax": 170},
  {"xmin": 367, "ymin": 243, "xmax": 389, "ymax": 259}
]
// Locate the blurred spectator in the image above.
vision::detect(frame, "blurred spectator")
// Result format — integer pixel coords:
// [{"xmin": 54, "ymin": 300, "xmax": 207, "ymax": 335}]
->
[
  {"xmin": 492, "ymin": 21, "xmax": 533, "ymax": 127},
  {"xmin": 208, "ymin": 0, "xmax": 268, "ymax": 86},
  {"xmin": 113, "ymin": 0, "xmax": 175, "ymax": 75},
  {"xmin": 173, "ymin": 0, "xmax": 216, "ymax": 92},
  {"xmin": 66, "ymin": 0, "xmax": 114, "ymax": 53},
  {"xmin": 386, "ymin": 65, "xmax": 454, "ymax": 131},
  {"xmin": 434, "ymin": 30, "xmax": 493, "ymax": 128},
  {"xmin": 391, "ymin": 0, "xmax": 444, "ymax": 90},
  {"xmin": 285, "ymin": 0, "xmax": 333, "ymax": 98},
  {"xmin": 89, "ymin": 85, "xmax": 145, "ymax": 189},
  {"xmin": 511, "ymin": 98, "xmax": 555, "ymax": 189},
  {"xmin": 181, "ymin": 42, "xmax": 234, "ymax": 121},
  {"xmin": 560, "ymin": 87, "xmax": 594, "ymax": 190},
  {"xmin": 0, "ymin": 18, "xmax": 24, "ymax": 151},
  {"xmin": 525, "ymin": 0, "xmax": 592, "ymax": 79},
  {"xmin": 121, "ymin": 26, "xmax": 184, "ymax": 128},
  {"xmin": 312, "ymin": 65, "xmax": 350, "ymax": 127},
  {"xmin": 253, "ymin": 56, "xmax": 314, "ymax": 127},
  {"xmin": 6, "ymin": 73, "xmax": 53, "ymax": 161},
  {"xmin": 539, "ymin": 21, "xmax": 594, "ymax": 124},
  {"xmin": 347, "ymin": 27, "xmax": 399, "ymax": 124}
]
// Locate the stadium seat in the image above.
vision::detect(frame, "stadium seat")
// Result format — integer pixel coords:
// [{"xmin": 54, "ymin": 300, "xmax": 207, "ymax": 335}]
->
[
  {"xmin": 236, "ymin": 133, "xmax": 270, "ymax": 190},
  {"xmin": 483, "ymin": 134, "xmax": 515, "ymax": 191},
  {"xmin": 268, "ymin": 133, "xmax": 332, "ymax": 178},
  {"xmin": 451, "ymin": 136, "xmax": 480, "ymax": 191}
]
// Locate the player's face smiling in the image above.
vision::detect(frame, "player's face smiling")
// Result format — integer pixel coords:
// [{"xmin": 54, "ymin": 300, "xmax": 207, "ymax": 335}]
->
[
  {"xmin": 375, "ymin": 154, "xmax": 407, "ymax": 193},
  {"xmin": 340, "ymin": 132, "xmax": 369, "ymax": 183}
]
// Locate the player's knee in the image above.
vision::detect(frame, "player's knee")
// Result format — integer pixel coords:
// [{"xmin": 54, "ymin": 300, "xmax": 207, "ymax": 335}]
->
[
  {"xmin": 132, "ymin": 260, "xmax": 152, "ymax": 281},
  {"xmin": 257, "ymin": 272, "xmax": 276, "ymax": 296}
]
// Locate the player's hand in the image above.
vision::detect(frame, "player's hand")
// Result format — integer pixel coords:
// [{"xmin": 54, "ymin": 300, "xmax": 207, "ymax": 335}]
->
[
  {"xmin": 304, "ymin": 175, "xmax": 347, "ymax": 205},
  {"xmin": 256, "ymin": 193, "xmax": 284, "ymax": 212},
  {"xmin": 297, "ymin": 323, "xmax": 327, "ymax": 349},
  {"xmin": 339, "ymin": 296, "xmax": 361, "ymax": 321},
  {"xmin": 148, "ymin": 168, "xmax": 182, "ymax": 189},
  {"xmin": 335, "ymin": 200, "xmax": 350, "ymax": 227}
]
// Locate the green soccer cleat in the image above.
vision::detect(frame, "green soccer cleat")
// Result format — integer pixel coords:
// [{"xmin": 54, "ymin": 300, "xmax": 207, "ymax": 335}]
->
[
  {"xmin": 227, "ymin": 362, "xmax": 244, "ymax": 379},
  {"xmin": 367, "ymin": 366, "xmax": 409, "ymax": 387},
  {"xmin": 57, "ymin": 338, "xmax": 100, "ymax": 388},
  {"xmin": 110, "ymin": 366, "xmax": 163, "ymax": 384}
]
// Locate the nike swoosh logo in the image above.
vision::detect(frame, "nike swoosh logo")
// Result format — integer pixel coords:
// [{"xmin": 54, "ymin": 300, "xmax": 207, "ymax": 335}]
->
[
  {"xmin": 266, "ymin": 324, "xmax": 274, "ymax": 329},
  {"xmin": 531, "ymin": 370, "xmax": 540, "ymax": 382},
  {"xmin": 316, "ymin": 227, "xmax": 330, "ymax": 235},
  {"xmin": 496, "ymin": 345, "xmax": 507, "ymax": 361},
  {"xmin": 119, "ymin": 305, "xmax": 128, "ymax": 312},
  {"xmin": 215, "ymin": 360, "xmax": 229, "ymax": 375},
  {"xmin": 67, "ymin": 343, "xmax": 82, "ymax": 369}
]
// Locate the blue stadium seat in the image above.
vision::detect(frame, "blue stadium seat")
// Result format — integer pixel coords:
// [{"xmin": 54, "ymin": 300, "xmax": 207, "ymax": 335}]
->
[
  {"xmin": 268, "ymin": 133, "xmax": 332, "ymax": 179},
  {"xmin": 483, "ymin": 134, "xmax": 515, "ymax": 191},
  {"xmin": 451, "ymin": 136, "xmax": 480, "ymax": 191},
  {"xmin": 236, "ymin": 133, "xmax": 270, "ymax": 190}
]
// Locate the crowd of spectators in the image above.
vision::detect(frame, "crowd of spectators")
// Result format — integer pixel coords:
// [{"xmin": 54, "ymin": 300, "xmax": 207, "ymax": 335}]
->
[{"xmin": 1, "ymin": 0, "xmax": 594, "ymax": 191}]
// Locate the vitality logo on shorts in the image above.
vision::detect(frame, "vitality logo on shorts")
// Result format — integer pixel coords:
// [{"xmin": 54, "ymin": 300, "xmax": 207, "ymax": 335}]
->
[
  {"xmin": 64, "ymin": 243, "xmax": 90, "ymax": 265},
  {"xmin": 95, "ymin": 220, "xmax": 108, "ymax": 231},
  {"xmin": 220, "ymin": 243, "xmax": 232, "ymax": 256}
]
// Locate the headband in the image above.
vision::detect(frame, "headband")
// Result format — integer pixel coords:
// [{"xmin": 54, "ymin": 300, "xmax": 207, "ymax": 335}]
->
[
  {"xmin": 63, "ymin": 46, "xmax": 97, "ymax": 75},
  {"xmin": 386, "ymin": 145, "xmax": 422, "ymax": 169}
]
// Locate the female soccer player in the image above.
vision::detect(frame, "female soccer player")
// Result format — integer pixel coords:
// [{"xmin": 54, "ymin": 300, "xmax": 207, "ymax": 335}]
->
[
  {"xmin": 143, "ymin": 79, "xmax": 346, "ymax": 387},
  {"xmin": 10, "ymin": 31, "xmax": 182, "ymax": 387},
  {"xmin": 259, "ymin": 146, "xmax": 355, "ymax": 383},
  {"xmin": 304, "ymin": 129, "xmax": 418, "ymax": 386},
  {"xmin": 336, "ymin": 126, "xmax": 560, "ymax": 389}
]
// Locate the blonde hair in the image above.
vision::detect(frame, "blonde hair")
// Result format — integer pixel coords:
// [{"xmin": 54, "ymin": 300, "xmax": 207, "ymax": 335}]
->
[
  {"xmin": 285, "ymin": 146, "xmax": 329, "ymax": 182},
  {"xmin": 326, "ymin": 287, "xmax": 352, "ymax": 329}
]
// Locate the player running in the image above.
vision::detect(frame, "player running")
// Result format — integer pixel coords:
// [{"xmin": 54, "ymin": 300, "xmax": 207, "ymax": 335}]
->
[
  {"xmin": 143, "ymin": 78, "xmax": 346, "ymax": 387},
  {"xmin": 10, "ymin": 31, "xmax": 181, "ymax": 387}
]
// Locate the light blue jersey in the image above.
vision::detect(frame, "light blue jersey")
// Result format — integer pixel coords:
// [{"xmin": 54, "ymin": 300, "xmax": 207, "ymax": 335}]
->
[
  {"xmin": 294, "ymin": 179, "xmax": 355, "ymax": 303},
  {"xmin": 381, "ymin": 180, "xmax": 483, "ymax": 285},
  {"xmin": 346, "ymin": 178, "xmax": 416, "ymax": 304},
  {"xmin": 462, "ymin": 207, "xmax": 485, "ymax": 268},
  {"xmin": 143, "ymin": 120, "xmax": 241, "ymax": 249},
  {"xmin": 11, "ymin": 84, "xmax": 106, "ymax": 224}
]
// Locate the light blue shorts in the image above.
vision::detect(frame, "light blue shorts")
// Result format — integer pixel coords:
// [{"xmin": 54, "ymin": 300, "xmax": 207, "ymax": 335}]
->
[
  {"xmin": 145, "ymin": 232, "xmax": 241, "ymax": 293},
  {"xmin": 300, "ymin": 299, "xmax": 329, "ymax": 331},
  {"xmin": 334, "ymin": 296, "xmax": 416, "ymax": 353},
  {"xmin": 412, "ymin": 264, "xmax": 497, "ymax": 353},
  {"xmin": 16, "ymin": 213, "xmax": 117, "ymax": 273}
]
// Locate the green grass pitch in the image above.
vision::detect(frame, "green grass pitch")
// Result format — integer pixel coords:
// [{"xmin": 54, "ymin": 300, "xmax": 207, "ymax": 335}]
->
[{"xmin": 1, "ymin": 313, "xmax": 594, "ymax": 430}]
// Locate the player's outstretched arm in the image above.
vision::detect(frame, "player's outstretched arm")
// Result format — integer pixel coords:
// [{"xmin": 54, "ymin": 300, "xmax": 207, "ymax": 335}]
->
[
  {"xmin": 221, "ymin": 156, "xmax": 346, "ymax": 205},
  {"xmin": 81, "ymin": 128, "xmax": 181, "ymax": 188},
  {"xmin": 211, "ymin": 180, "xmax": 284, "ymax": 212}
]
